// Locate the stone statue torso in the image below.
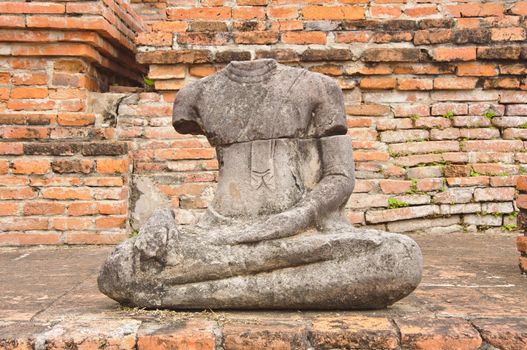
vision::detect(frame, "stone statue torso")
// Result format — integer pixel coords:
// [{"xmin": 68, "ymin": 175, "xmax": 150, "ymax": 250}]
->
[{"xmin": 172, "ymin": 59, "xmax": 348, "ymax": 218}]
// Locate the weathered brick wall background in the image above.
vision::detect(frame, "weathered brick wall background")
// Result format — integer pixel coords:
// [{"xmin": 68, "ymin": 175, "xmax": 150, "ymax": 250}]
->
[
  {"xmin": 0, "ymin": 0, "xmax": 143, "ymax": 244},
  {"xmin": 1, "ymin": 0, "xmax": 527, "ymax": 244}
]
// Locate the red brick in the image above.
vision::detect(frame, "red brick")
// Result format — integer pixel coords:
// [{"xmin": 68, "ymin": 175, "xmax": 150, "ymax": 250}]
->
[
  {"xmin": 512, "ymin": 2, "xmax": 527, "ymax": 16},
  {"xmin": 353, "ymin": 151, "xmax": 389, "ymax": 161},
  {"xmin": 463, "ymin": 140, "xmax": 523, "ymax": 152},
  {"xmin": 136, "ymin": 32, "xmax": 172, "ymax": 46},
  {"xmin": 84, "ymin": 177, "xmax": 124, "ymax": 187},
  {"xmin": 177, "ymin": 32, "xmax": 229, "ymax": 46},
  {"xmin": 52, "ymin": 217, "xmax": 92, "ymax": 231},
  {"xmin": 0, "ymin": 218, "xmax": 49, "ymax": 231},
  {"xmin": 0, "ymin": 2, "xmax": 65, "ymax": 14},
  {"xmin": 370, "ymin": 6, "xmax": 402, "ymax": 18},
  {"xmin": 518, "ymin": 235, "xmax": 527, "ymax": 252},
  {"xmin": 24, "ymin": 202, "xmax": 65, "ymax": 216},
  {"xmin": 268, "ymin": 7, "xmax": 298, "ymax": 19},
  {"xmin": 500, "ymin": 91, "xmax": 527, "ymax": 103},
  {"xmin": 472, "ymin": 163, "xmax": 517, "ymax": 176},
  {"xmin": 311, "ymin": 316, "xmax": 399, "ymax": 350},
  {"xmin": 0, "ymin": 233, "xmax": 60, "ymax": 245},
  {"xmin": 138, "ymin": 321, "xmax": 217, "ymax": 350},
  {"xmin": 233, "ymin": 7, "xmax": 265, "ymax": 19},
  {"xmin": 0, "ymin": 127, "xmax": 49, "ymax": 139},
  {"xmin": 405, "ymin": 5, "xmax": 437, "ymax": 17},
  {"xmin": 302, "ymin": 6, "xmax": 364, "ymax": 20},
  {"xmin": 360, "ymin": 77, "xmax": 396, "ymax": 90},
  {"xmin": 517, "ymin": 176, "xmax": 527, "ymax": 192},
  {"xmin": 281, "ymin": 31, "xmax": 326, "ymax": 44},
  {"xmin": 0, "ymin": 187, "xmax": 37, "ymax": 200},
  {"xmin": 380, "ymin": 180, "xmax": 412, "ymax": 194},
  {"xmin": 271, "ymin": 20, "xmax": 303, "ymax": 31},
  {"xmin": 521, "ymin": 255, "xmax": 527, "ymax": 271},
  {"xmin": 390, "ymin": 141, "xmax": 459, "ymax": 155},
  {"xmin": 0, "ymin": 15, "xmax": 25, "ymax": 28},
  {"xmin": 472, "ymin": 318, "xmax": 527, "ymax": 350},
  {"xmin": 189, "ymin": 65, "xmax": 217, "ymax": 78},
  {"xmin": 445, "ymin": 3, "xmax": 504, "ymax": 17},
  {"xmin": 151, "ymin": 21, "xmax": 188, "ymax": 33},
  {"xmin": 484, "ymin": 77, "xmax": 521, "ymax": 90},
  {"xmin": 516, "ymin": 194, "xmax": 527, "ymax": 210},
  {"xmin": 474, "ymin": 187, "xmax": 516, "ymax": 202},
  {"xmin": 414, "ymin": 29, "xmax": 453, "ymax": 45},
  {"xmin": 398, "ymin": 79, "xmax": 433, "ymax": 91},
  {"xmin": 95, "ymin": 216, "xmax": 126, "ymax": 229},
  {"xmin": 12, "ymin": 159, "xmax": 50, "ymax": 174},
  {"xmin": 223, "ymin": 321, "xmax": 309, "ymax": 349},
  {"xmin": 0, "ymin": 175, "xmax": 27, "ymax": 186},
  {"xmin": 237, "ymin": 0, "xmax": 267, "ymax": 4},
  {"xmin": 457, "ymin": 63, "xmax": 497, "ymax": 77},
  {"xmin": 433, "ymin": 47, "xmax": 476, "ymax": 62},
  {"xmin": 366, "ymin": 205, "xmax": 438, "ymax": 223},
  {"xmin": 97, "ymin": 202, "xmax": 127, "ymax": 215},
  {"xmin": 0, "ymin": 142, "xmax": 23, "ymax": 155},
  {"xmin": 433, "ymin": 77, "xmax": 477, "ymax": 90},
  {"xmin": 234, "ymin": 31, "xmax": 279, "ymax": 44},
  {"xmin": 12, "ymin": 72, "xmax": 48, "ymax": 86},
  {"xmin": 397, "ymin": 317, "xmax": 482, "ymax": 349},
  {"xmin": 167, "ymin": 7, "xmax": 231, "ymax": 20},
  {"xmin": 10, "ymin": 87, "xmax": 48, "ymax": 99},
  {"xmin": 346, "ymin": 104, "xmax": 390, "ymax": 116},
  {"xmin": 0, "ymin": 203, "xmax": 18, "ymax": 216},
  {"xmin": 96, "ymin": 159, "xmax": 129, "ymax": 174},
  {"xmin": 491, "ymin": 28, "xmax": 526, "ymax": 42},
  {"xmin": 41, "ymin": 187, "xmax": 91, "ymax": 200},
  {"xmin": 149, "ymin": 65, "xmax": 186, "ymax": 80},
  {"xmin": 335, "ymin": 31, "xmax": 372, "ymax": 43},
  {"xmin": 68, "ymin": 202, "xmax": 97, "ymax": 216},
  {"xmin": 57, "ymin": 113, "xmax": 95, "ymax": 126}
]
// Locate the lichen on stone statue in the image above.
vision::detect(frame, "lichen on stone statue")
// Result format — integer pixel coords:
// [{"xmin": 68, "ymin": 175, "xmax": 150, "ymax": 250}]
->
[{"xmin": 98, "ymin": 59, "xmax": 422, "ymax": 309}]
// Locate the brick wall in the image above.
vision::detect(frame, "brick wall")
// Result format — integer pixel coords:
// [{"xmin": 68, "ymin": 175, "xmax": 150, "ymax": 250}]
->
[
  {"xmin": 0, "ymin": 0, "xmax": 143, "ymax": 244},
  {"xmin": 1, "ymin": 0, "xmax": 527, "ymax": 244},
  {"xmin": 129, "ymin": 0, "xmax": 527, "ymax": 235}
]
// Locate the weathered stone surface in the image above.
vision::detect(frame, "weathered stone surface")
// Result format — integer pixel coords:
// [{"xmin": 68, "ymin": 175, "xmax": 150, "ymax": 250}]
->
[
  {"xmin": 99, "ymin": 59, "xmax": 423, "ymax": 310},
  {"xmin": 472, "ymin": 318, "xmax": 527, "ymax": 350},
  {"xmin": 223, "ymin": 320, "xmax": 309, "ymax": 350},
  {"xmin": 396, "ymin": 317, "xmax": 482, "ymax": 350},
  {"xmin": 310, "ymin": 316, "xmax": 399, "ymax": 349},
  {"xmin": 36, "ymin": 319, "xmax": 140, "ymax": 350},
  {"xmin": 137, "ymin": 320, "xmax": 217, "ymax": 350},
  {"xmin": 0, "ymin": 321, "xmax": 49, "ymax": 350}
]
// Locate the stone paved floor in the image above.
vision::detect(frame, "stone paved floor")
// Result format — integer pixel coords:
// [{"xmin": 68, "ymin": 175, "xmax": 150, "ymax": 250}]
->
[{"xmin": 1, "ymin": 232, "xmax": 526, "ymax": 349}]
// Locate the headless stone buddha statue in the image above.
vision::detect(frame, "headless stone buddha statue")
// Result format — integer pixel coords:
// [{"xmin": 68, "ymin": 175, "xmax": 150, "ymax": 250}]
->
[{"xmin": 98, "ymin": 59, "xmax": 423, "ymax": 309}]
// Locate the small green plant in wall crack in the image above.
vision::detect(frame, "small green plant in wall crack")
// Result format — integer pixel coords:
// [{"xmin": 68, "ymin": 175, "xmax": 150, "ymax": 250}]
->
[
  {"xmin": 388, "ymin": 198, "xmax": 409, "ymax": 209},
  {"xmin": 442, "ymin": 111, "xmax": 454, "ymax": 119},
  {"xmin": 483, "ymin": 109, "xmax": 496, "ymax": 119},
  {"xmin": 143, "ymin": 76, "xmax": 155, "ymax": 92},
  {"xmin": 501, "ymin": 224, "xmax": 517, "ymax": 232}
]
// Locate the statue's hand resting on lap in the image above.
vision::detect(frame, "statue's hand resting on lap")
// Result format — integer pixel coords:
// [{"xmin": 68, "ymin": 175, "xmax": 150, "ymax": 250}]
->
[{"xmin": 219, "ymin": 205, "xmax": 315, "ymax": 245}]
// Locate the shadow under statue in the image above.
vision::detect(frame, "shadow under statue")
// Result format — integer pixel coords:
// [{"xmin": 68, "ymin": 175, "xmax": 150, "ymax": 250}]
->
[{"xmin": 98, "ymin": 59, "xmax": 423, "ymax": 309}]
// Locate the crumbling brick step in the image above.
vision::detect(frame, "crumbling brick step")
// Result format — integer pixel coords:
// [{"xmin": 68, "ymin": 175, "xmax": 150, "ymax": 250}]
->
[{"xmin": 1, "ymin": 316, "xmax": 526, "ymax": 349}]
